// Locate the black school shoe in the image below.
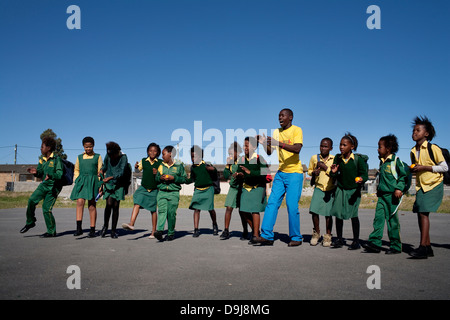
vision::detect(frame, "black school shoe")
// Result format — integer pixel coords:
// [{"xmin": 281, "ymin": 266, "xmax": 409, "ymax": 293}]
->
[
  {"xmin": 193, "ymin": 228, "xmax": 200, "ymax": 238},
  {"xmin": 213, "ymin": 224, "xmax": 219, "ymax": 236},
  {"xmin": 409, "ymin": 245, "xmax": 428, "ymax": 259},
  {"xmin": 220, "ymin": 229, "xmax": 230, "ymax": 240},
  {"xmin": 363, "ymin": 242, "xmax": 381, "ymax": 253},
  {"xmin": 385, "ymin": 248, "xmax": 401, "ymax": 255},
  {"xmin": 40, "ymin": 232, "xmax": 57, "ymax": 238},
  {"xmin": 20, "ymin": 222, "xmax": 36, "ymax": 233},
  {"xmin": 154, "ymin": 230, "xmax": 163, "ymax": 241}
]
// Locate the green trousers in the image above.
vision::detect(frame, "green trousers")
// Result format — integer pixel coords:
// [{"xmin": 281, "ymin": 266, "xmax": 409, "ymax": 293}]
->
[
  {"xmin": 156, "ymin": 190, "xmax": 180, "ymax": 236},
  {"xmin": 368, "ymin": 193, "xmax": 402, "ymax": 252},
  {"xmin": 26, "ymin": 183, "xmax": 62, "ymax": 234}
]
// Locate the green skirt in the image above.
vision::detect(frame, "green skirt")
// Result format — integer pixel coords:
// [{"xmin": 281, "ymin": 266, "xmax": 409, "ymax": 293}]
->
[
  {"xmin": 240, "ymin": 187, "xmax": 266, "ymax": 213},
  {"xmin": 224, "ymin": 186, "xmax": 240, "ymax": 208},
  {"xmin": 103, "ymin": 182, "xmax": 126, "ymax": 201},
  {"xmin": 309, "ymin": 188, "xmax": 335, "ymax": 217},
  {"xmin": 413, "ymin": 182, "xmax": 444, "ymax": 213},
  {"xmin": 133, "ymin": 186, "xmax": 158, "ymax": 212},
  {"xmin": 189, "ymin": 186, "xmax": 215, "ymax": 211},
  {"xmin": 330, "ymin": 187, "xmax": 361, "ymax": 220},
  {"xmin": 70, "ymin": 174, "xmax": 102, "ymax": 201}
]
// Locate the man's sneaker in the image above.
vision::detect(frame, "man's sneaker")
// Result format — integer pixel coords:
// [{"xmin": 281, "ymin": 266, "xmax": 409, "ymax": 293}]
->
[
  {"xmin": 310, "ymin": 230, "xmax": 320, "ymax": 246},
  {"xmin": 253, "ymin": 236, "xmax": 274, "ymax": 246}
]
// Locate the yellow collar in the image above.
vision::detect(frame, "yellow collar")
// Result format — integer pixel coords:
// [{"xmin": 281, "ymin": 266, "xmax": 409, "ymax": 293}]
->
[
  {"xmin": 245, "ymin": 153, "xmax": 258, "ymax": 162},
  {"xmin": 145, "ymin": 157, "xmax": 158, "ymax": 165},
  {"xmin": 42, "ymin": 152, "xmax": 55, "ymax": 162},
  {"xmin": 381, "ymin": 154, "xmax": 394, "ymax": 163},
  {"xmin": 162, "ymin": 161, "xmax": 175, "ymax": 168},
  {"xmin": 341, "ymin": 153, "xmax": 354, "ymax": 164}
]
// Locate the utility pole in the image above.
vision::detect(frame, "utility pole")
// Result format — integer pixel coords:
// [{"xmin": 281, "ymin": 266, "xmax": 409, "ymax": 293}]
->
[{"xmin": 14, "ymin": 144, "xmax": 17, "ymax": 165}]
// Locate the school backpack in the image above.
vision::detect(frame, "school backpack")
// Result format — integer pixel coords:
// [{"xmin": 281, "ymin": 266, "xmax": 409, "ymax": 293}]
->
[
  {"xmin": 353, "ymin": 153, "xmax": 369, "ymax": 178},
  {"xmin": 391, "ymin": 155, "xmax": 412, "ymax": 193},
  {"xmin": 310, "ymin": 154, "xmax": 319, "ymax": 187},
  {"xmin": 417, "ymin": 143, "xmax": 450, "ymax": 186},
  {"xmin": 60, "ymin": 158, "xmax": 75, "ymax": 186},
  {"xmin": 206, "ymin": 163, "xmax": 221, "ymax": 194},
  {"xmin": 122, "ymin": 162, "xmax": 133, "ymax": 195}
]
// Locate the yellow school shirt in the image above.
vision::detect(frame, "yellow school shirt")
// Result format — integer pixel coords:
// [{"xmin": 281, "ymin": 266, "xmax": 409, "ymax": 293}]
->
[
  {"xmin": 272, "ymin": 125, "xmax": 303, "ymax": 173},
  {"xmin": 411, "ymin": 141, "xmax": 445, "ymax": 192},
  {"xmin": 307, "ymin": 154, "xmax": 335, "ymax": 192}
]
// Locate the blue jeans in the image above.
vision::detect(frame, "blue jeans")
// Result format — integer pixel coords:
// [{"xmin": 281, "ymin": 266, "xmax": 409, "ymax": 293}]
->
[{"xmin": 261, "ymin": 171, "xmax": 303, "ymax": 241}]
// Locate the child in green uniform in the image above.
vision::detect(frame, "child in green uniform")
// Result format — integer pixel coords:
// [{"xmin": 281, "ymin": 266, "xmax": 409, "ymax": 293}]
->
[
  {"xmin": 409, "ymin": 116, "xmax": 448, "ymax": 259},
  {"xmin": 307, "ymin": 138, "xmax": 335, "ymax": 247},
  {"xmin": 70, "ymin": 137, "xmax": 103, "ymax": 237},
  {"xmin": 235, "ymin": 137, "xmax": 269, "ymax": 244},
  {"xmin": 186, "ymin": 145, "xmax": 219, "ymax": 238},
  {"xmin": 220, "ymin": 142, "xmax": 248, "ymax": 240},
  {"xmin": 20, "ymin": 137, "xmax": 63, "ymax": 237},
  {"xmin": 330, "ymin": 133, "xmax": 368, "ymax": 250},
  {"xmin": 99, "ymin": 141, "xmax": 129, "ymax": 239},
  {"xmin": 122, "ymin": 143, "xmax": 161, "ymax": 239},
  {"xmin": 365, "ymin": 135, "xmax": 407, "ymax": 254},
  {"xmin": 154, "ymin": 146, "xmax": 188, "ymax": 241}
]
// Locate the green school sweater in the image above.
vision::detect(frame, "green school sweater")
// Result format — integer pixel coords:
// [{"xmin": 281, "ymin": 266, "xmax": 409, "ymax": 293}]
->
[
  {"xmin": 35, "ymin": 153, "xmax": 63, "ymax": 187},
  {"xmin": 331, "ymin": 153, "xmax": 368, "ymax": 190},
  {"xmin": 236, "ymin": 154, "xmax": 269, "ymax": 188},
  {"xmin": 141, "ymin": 158, "xmax": 162, "ymax": 190},
  {"xmin": 378, "ymin": 154, "xmax": 407, "ymax": 194},
  {"xmin": 186, "ymin": 161, "xmax": 216, "ymax": 188},
  {"xmin": 102, "ymin": 153, "xmax": 128, "ymax": 188},
  {"xmin": 156, "ymin": 161, "xmax": 188, "ymax": 191},
  {"xmin": 223, "ymin": 162, "xmax": 240, "ymax": 188}
]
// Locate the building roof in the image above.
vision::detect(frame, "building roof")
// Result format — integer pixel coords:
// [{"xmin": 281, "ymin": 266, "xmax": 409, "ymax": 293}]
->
[{"xmin": 0, "ymin": 164, "xmax": 36, "ymax": 174}]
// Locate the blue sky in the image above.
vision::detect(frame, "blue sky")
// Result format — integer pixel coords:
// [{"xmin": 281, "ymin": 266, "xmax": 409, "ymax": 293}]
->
[{"xmin": 1, "ymin": 0, "xmax": 449, "ymax": 170}]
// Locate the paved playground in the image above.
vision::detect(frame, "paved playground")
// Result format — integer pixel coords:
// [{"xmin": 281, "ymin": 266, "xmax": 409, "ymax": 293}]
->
[{"xmin": 1, "ymin": 207, "xmax": 449, "ymax": 301}]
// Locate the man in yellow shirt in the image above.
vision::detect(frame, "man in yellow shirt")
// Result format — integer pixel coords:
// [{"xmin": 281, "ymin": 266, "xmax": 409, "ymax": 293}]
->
[{"xmin": 255, "ymin": 108, "xmax": 304, "ymax": 247}]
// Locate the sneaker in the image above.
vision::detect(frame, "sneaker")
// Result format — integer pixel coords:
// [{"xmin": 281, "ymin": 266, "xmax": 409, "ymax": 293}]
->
[
  {"xmin": 220, "ymin": 229, "xmax": 230, "ymax": 240},
  {"xmin": 122, "ymin": 223, "xmax": 135, "ymax": 231},
  {"xmin": 310, "ymin": 230, "xmax": 320, "ymax": 246},
  {"xmin": 213, "ymin": 224, "xmax": 219, "ymax": 236},
  {"xmin": 322, "ymin": 234, "xmax": 332, "ymax": 247}
]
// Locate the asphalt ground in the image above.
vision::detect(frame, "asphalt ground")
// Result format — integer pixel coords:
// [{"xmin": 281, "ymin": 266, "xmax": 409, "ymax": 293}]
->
[{"xmin": 1, "ymin": 206, "xmax": 449, "ymax": 305}]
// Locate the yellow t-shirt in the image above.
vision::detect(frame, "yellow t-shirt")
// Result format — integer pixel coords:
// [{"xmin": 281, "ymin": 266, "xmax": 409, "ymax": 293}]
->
[
  {"xmin": 307, "ymin": 154, "xmax": 335, "ymax": 192},
  {"xmin": 272, "ymin": 125, "xmax": 303, "ymax": 173},
  {"xmin": 411, "ymin": 141, "xmax": 445, "ymax": 192}
]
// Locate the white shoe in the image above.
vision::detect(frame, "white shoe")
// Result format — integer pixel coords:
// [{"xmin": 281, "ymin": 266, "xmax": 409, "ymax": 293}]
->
[
  {"xmin": 122, "ymin": 223, "xmax": 135, "ymax": 231},
  {"xmin": 148, "ymin": 234, "xmax": 155, "ymax": 239},
  {"xmin": 310, "ymin": 230, "xmax": 320, "ymax": 246}
]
